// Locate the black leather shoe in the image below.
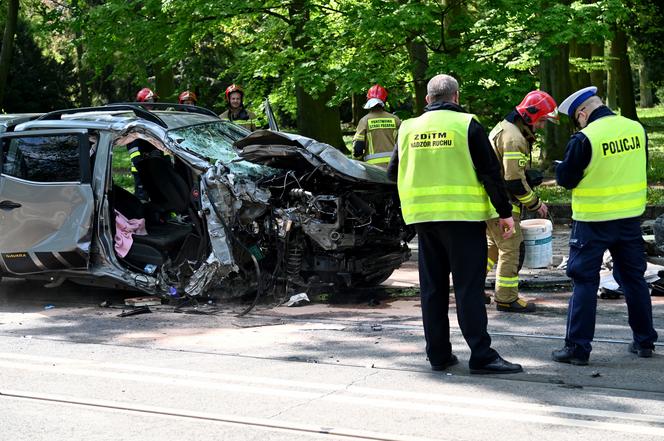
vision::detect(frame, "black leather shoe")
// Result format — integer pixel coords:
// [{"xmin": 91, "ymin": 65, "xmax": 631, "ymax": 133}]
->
[
  {"xmin": 431, "ymin": 354, "xmax": 459, "ymax": 371},
  {"xmin": 628, "ymin": 341, "xmax": 654, "ymax": 358},
  {"xmin": 551, "ymin": 345, "xmax": 589, "ymax": 365},
  {"xmin": 469, "ymin": 355, "xmax": 523, "ymax": 374}
]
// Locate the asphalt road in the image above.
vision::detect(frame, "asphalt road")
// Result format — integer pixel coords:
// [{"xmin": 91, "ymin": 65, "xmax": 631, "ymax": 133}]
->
[{"xmin": 1, "ymin": 275, "xmax": 663, "ymax": 441}]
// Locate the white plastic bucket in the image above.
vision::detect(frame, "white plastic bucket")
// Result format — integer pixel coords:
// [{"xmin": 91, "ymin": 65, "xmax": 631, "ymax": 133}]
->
[{"xmin": 520, "ymin": 219, "xmax": 553, "ymax": 268}]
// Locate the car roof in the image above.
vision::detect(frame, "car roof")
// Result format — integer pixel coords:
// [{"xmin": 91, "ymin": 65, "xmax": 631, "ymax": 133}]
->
[
  {"xmin": 12, "ymin": 105, "xmax": 222, "ymax": 132},
  {"xmin": 0, "ymin": 114, "xmax": 42, "ymax": 132}
]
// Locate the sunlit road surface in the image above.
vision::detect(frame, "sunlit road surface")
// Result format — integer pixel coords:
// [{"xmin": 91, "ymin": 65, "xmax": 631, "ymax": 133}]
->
[{"xmin": 1, "ymin": 268, "xmax": 663, "ymax": 440}]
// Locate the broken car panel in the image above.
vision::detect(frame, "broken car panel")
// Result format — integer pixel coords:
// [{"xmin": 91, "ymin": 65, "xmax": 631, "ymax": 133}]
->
[{"xmin": 0, "ymin": 105, "xmax": 413, "ymax": 301}]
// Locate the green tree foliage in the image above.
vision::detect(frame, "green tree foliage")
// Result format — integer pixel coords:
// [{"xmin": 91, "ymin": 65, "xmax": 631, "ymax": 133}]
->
[
  {"xmin": 2, "ymin": 0, "xmax": 659, "ymax": 153},
  {"xmin": 2, "ymin": 20, "xmax": 76, "ymax": 112}
]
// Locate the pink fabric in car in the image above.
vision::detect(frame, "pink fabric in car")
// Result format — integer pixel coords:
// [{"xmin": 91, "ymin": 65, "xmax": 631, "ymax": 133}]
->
[{"xmin": 114, "ymin": 209, "xmax": 148, "ymax": 258}]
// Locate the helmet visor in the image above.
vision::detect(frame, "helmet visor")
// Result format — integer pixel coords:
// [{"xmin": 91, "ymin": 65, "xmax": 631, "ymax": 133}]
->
[{"xmin": 545, "ymin": 107, "xmax": 560, "ymax": 124}]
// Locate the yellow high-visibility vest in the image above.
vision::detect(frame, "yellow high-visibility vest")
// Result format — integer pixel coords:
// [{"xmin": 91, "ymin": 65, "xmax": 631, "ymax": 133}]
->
[
  {"xmin": 572, "ymin": 115, "xmax": 647, "ymax": 221},
  {"xmin": 397, "ymin": 110, "xmax": 497, "ymax": 224}
]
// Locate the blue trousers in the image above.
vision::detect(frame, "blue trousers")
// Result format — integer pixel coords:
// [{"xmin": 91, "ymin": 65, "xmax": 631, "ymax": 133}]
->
[{"xmin": 565, "ymin": 218, "xmax": 658, "ymax": 355}]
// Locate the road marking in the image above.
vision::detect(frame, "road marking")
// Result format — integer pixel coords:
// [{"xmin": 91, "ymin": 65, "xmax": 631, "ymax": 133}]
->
[
  {"xmin": 1, "ymin": 389, "xmax": 439, "ymax": 441},
  {"xmin": 2, "ymin": 352, "xmax": 664, "ymax": 436}
]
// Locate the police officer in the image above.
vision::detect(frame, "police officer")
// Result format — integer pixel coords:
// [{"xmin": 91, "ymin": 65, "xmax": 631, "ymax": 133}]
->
[
  {"xmin": 486, "ymin": 90, "xmax": 558, "ymax": 313},
  {"xmin": 353, "ymin": 84, "xmax": 401, "ymax": 168},
  {"xmin": 387, "ymin": 74, "xmax": 523, "ymax": 374},
  {"xmin": 552, "ymin": 86, "xmax": 658, "ymax": 365},
  {"xmin": 220, "ymin": 84, "xmax": 256, "ymax": 131}
]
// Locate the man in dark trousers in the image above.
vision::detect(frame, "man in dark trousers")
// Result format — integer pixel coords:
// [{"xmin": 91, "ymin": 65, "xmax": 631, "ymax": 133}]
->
[
  {"xmin": 387, "ymin": 74, "xmax": 523, "ymax": 374},
  {"xmin": 552, "ymin": 86, "xmax": 658, "ymax": 365}
]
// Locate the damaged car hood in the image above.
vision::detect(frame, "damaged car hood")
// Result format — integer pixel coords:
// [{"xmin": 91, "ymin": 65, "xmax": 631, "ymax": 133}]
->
[{"xmin": 235, "ymin": 130, "xmax": 394, "ymax": 184}]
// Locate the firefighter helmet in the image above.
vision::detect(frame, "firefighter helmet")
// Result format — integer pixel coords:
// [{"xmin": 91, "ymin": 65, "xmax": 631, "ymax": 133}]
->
[
  {"xmin": 136, "ymin": 88, "xmax": 158, "ymax": 103},
  {"xmin": 364, "ymin": 84, "xmax": 388, "ymax": 109},
  {"xmin": 225, "ymin": 84, "xmax": 244, "ymax": 101},
  {"xmin": 178, "ymin": 90, "xmax": 198, "ymax": 104},
  {"xmin": 516, "ymin": 90, "xmax": 559, "ymax": 125}
]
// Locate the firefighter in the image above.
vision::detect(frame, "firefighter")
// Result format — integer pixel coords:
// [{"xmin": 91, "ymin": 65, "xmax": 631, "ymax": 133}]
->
[
  {"xmin": 128, "ymin": 88, "xmax": 162, "ymax": 200},
  {"xmin": 135, "ymin": 87, "xmax": 158, "ymax": 107},
  {"xmin": 551, "ymin": 86, "xmax": 658, "ymax": 365},
  {"xmin": 220, "ymin": 84, "xmax": 256, "ymax": 131},
  {"xmin": 387, "ymin": 74, "xmax": 523, "ymax": 374},
  {"xmin": 178, "ymin": 90, "xmax": 197, "ymax": 105},
  {"xmin": 353, "ymin": 84, "xmax": 401, "ymax": 167},
  {"xmin": 485, "ymin": 90, "xmax": 558, "ymax": 313}
]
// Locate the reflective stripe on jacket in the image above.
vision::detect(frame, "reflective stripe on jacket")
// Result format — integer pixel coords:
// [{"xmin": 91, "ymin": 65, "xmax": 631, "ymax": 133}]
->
[
  {"xmin": 354, "ymin": 109, "xmax": 400, "ymax": 165},
  {"xmin": 397, "ymin": 110, "xmax": 497, "ymax": 224},
  {"xmin": 572, "ymin": 115, "xmax": 647, "ymax": 221}
]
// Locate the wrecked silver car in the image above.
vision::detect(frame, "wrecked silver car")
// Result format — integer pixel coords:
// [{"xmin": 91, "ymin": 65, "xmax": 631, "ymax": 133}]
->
[{"xmin": 0, "ymin": 105, "xmax": 412, "ymax": 301}]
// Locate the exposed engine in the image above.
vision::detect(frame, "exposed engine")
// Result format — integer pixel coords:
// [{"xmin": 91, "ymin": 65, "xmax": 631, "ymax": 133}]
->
[{"xmin": 192, "ymin": 131, "xmax": 413, "ymax": 300}]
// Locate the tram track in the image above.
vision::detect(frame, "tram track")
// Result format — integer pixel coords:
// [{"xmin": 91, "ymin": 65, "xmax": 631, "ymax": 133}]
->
[{"xmin": 1, "ymin": 389, "xmax": 437, "ymax": 441}]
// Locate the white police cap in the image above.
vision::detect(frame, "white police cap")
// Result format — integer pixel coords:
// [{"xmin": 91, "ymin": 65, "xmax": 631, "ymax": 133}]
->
[{"xmin": 559, "ymin": 86, "xmax": 598, "ymax": 117}]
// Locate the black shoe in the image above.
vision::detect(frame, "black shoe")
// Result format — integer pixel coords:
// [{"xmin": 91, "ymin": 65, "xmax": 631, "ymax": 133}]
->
[
  {"xmin": 551, "ymin": 345, "xmax": 589, "ymax": 365},
  {"xmin": 628, "ymin": 341, "xmax": 654, "ymax": 358},
  {"xmin": 496, "ymin": 298, "xmax": 536, "ymax": 313},
  {"xmin": 469, "ymin": 355, "xmax": 523, "ymax": 374},
  {"xmin": 484, "ymin": 293, "xmax": 492, "ymax": 305},
  {"xmin": 431, "ymin": 354, "xmax": 459, "ymax": 371}
]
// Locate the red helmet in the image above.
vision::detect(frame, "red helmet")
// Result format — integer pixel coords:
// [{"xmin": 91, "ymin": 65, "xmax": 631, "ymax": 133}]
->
[
  {"xmin": 178, "ymin": 90, "xmax": 197, "ymax": 104},
  {"xmin": 225, "ymin": 84, "xmax": 244, "ymax": 101},
  {"xmin": 367, "ymin": 84, "xmax": 388, "ymax": 102},
  {"xmin": 516, "ymin": 90, "xmax": 558, "ymax": 125},
  {"xmin": 136, "ymin": 87, "xmax": 158, "ymax": 103},
  {"xmin": 364, "ymin": 84, "xmax": 388, "ymax": 109}
]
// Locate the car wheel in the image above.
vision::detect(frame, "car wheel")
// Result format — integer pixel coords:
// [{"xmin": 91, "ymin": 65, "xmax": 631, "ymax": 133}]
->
[{"xmin": 352, "ymin": 269, "xmax": 395, "ymax": 288}]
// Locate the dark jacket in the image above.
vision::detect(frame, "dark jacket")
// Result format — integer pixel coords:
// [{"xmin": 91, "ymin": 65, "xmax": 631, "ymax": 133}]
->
[
  {"xmin": 556, "ymin": 106, "xmax": 648, "ymax": 189},
  {"xmin": 386, "ymin": 100, "xmax": 512, "ymax": 219}
]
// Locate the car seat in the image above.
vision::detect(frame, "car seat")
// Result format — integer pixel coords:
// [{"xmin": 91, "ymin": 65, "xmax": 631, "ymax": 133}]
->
[
  {"xmin": 111, "ymin": 184, "xmax": 193, "ymax": 269},
  {"xmin": 135, "ymin": 156, "xmax": 189, "ymax": 214}
]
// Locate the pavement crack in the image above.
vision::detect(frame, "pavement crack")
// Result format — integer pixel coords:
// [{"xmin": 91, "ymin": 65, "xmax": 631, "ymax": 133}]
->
[{"xmin": 267, "ymin": 370, "xmax": 380, "ymax": 420}]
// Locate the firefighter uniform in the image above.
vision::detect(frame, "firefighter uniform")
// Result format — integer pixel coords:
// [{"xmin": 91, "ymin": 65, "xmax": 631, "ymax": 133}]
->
[
  {"xmin": 553, "ymin": 86, "xmax": 658, "ymax": 363},
  {"xmin": 126, "ymin": 139, "xmax": 163, "ymax": 200},
  {"xmin": 220, "ymin": 108, "xmax": 257, "ymax": 131},
  {"xmin": 353, "ymin": 108, "xmax": 400, "ymax": 167},
  {"xmin": 486, "ymin": 112, "xmax": 542, "ymax": 308},
  {"xmin": 390, "ymin": 99, "xmax": 519, "ymax": 372}
]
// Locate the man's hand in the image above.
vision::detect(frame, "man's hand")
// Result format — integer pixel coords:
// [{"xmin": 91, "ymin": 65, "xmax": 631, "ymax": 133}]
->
[
  {"xmin": 537, "ymin": 202, "xmax": 548, "ymax": 219},
  {"xmin": 499, "ymin": 216, "xmax": 515, "ymax": 239}
]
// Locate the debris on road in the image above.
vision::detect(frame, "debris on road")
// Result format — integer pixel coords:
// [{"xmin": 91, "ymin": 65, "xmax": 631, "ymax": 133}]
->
[
  {"xmin": 117, "ymin": 306, "xmax": 152, "ymax": 317},
  {"xmin": 124, "ymin": 296, "xmax": 162, "ymax": 307},
  {"xmin": 285, "ymin": 293, "xmax": 310, "ymax": 307}
]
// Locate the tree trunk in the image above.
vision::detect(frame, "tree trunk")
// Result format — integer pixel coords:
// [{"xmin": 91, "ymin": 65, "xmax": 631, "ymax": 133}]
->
[
  {"xmin": 154, "ymin": 63, "xmax": 176, "ymax": 103},
  {"xmin": 352, "ymin": 93, "xmax": 363, "ymax": 126},
  {"xmin": 296, "ymin": 83, "xmax": 346, "ymax": 151},
  {"xmin": 589, "ymin": 43, "xmax": 605, "ymax": 98},
  {"xmin": 407, "ymin": 40, "xmax": 428, "ymax": 116},
  {"xmin": 569, "ymin": 40, "xmax": 591, "ymax": 91},
  {"xmin": 288, "ymin": 0, "xmax": 345, "ymax": 150},
  {"xmin": 0, "ymin": 0, "xmax": 19, "ymax": 105},
  {"xmin": 71, "ymin": 0, "xmax": 90, "ymax": 107},
  {"xmin": 606, "ymin": 40, "xmax": 618, "ymax": 109},
  {"xmin": 540, "ymin": 46, "xmax": 573, "ymax": 164},
  {"xmin": 639, "ymin": 55, "xmax": 654, "ymax": 108},
  {"xmin": 611, "ymin": 28, "xmax": 638, "ymax": 121}
]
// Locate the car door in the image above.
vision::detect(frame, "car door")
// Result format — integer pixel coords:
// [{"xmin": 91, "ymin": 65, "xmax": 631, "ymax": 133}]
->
[{"xmin": 0, "ymin": 129, "xmax": 94, "ymax": 275}]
